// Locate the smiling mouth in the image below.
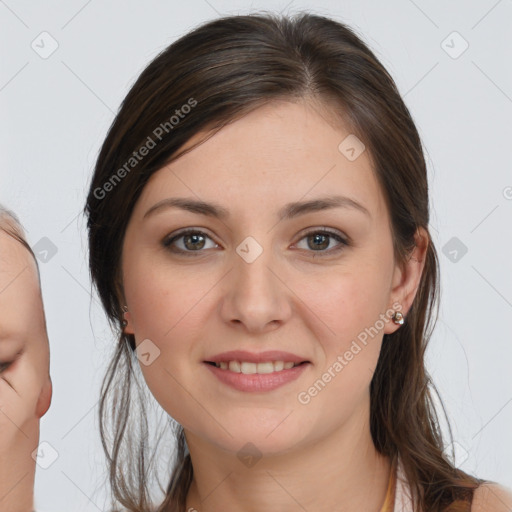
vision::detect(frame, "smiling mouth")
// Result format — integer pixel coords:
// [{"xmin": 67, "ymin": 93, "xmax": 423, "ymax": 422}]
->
[{"xmin": 204, "ymin": 360, "xmax": 309, "ymax": 374}]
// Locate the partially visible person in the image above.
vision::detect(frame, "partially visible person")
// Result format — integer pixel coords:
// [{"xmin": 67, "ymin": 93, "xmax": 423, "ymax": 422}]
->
[{"xmin": 0, "ymin": 206, "xmax": 52, "ymax": 512}]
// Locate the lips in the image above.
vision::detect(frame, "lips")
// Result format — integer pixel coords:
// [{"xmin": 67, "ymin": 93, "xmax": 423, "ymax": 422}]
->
[
  {"xmin": 204, "ymin": 350, "xmax": 309, "ymax": 365},
  {"xmin": 204, "ymin": 356, "xmax": 310, "ymax": 392}
]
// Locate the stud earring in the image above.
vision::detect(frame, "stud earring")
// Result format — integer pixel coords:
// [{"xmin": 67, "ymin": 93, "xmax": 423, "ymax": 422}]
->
[
  {"xmin": 392, "ymin": 311, "xmax": 404, "ymax": 325},
  {"xmin": 122, "ymin": 305, "xmax": 129, "ymax": 328}
]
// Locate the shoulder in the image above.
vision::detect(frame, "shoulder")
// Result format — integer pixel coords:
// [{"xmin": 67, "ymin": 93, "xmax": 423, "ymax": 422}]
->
[{"xmin": 471, "ymin": 481, "xmax": 512, "ymax": 512}]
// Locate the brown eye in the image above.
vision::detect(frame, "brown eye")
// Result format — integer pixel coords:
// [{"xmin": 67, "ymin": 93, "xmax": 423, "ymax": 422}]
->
[
  {"xmin": 163, "ymin": 229, "xmax": 219, "ymax": 256},
  {"xmin": 295, "ymin": 229, "xmax": 349, "ymax": 255}
]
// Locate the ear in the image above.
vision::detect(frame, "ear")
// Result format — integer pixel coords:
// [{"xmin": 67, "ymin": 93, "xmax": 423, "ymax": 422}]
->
[
  {"xmin": 35, "ymin": 375, "xmax": 52, "ymax": 418},
  {"xmin": 384, "ymin": 227, "xmax": 429, "ymax": 335}
]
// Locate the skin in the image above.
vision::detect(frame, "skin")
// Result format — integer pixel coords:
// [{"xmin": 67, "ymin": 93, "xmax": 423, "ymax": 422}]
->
[
  {"xmin": 120, "ymin": 97, "xmax": 429, "ymax": 512},
  {"xmin": 0, "ymin": 225, "xmax": 52, "ymax": 512}
]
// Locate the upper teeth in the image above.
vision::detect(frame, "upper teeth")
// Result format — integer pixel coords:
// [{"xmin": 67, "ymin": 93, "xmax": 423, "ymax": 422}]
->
[{"xmin": 214, "ymin": 361, "xmax": 300, "ymax": 374}]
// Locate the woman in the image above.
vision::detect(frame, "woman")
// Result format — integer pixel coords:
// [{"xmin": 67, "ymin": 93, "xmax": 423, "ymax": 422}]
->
[
  {"xmin": 84, "ymin": 12, "xmax": 512, "ymax": 512},
  {"xmin": 0, "ymin": 206, "xmax": 53, "ymax": 512}
]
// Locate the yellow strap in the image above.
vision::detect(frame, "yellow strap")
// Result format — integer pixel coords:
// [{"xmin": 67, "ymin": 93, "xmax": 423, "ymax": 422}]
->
[{"xmin": 379, "ymin": 455, "xmax": 398, "ymax": 512}]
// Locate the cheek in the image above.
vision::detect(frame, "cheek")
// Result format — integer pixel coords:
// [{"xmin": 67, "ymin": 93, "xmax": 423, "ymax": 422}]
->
[
  {"xmin": 124, "ymin": 253, "xmax": 213, "ymax": 339},
  {"xmin": 0, "ymin": 362, "xmax": 39, "ymax": 443},
  {"xmin": 293, "ymin": 262, "xmax": 391, "ymax": 411},
  {"xmin": 301, "ymin": 263, "xmax": 391, "ymax": 349},
  {"xmin": 137, "ymin": 336, "xmax": 208, "ymax": 434},
  {"xmin": 125, "ymin": 261, "xmax": 215, "ymax": 423},
  {"xmin": 0, "ymin": 389, "xmax": 21, "ymax": 447},
  {"xmin": 293, "ymin": 275, "xmax": 386, "ymax": 434}
]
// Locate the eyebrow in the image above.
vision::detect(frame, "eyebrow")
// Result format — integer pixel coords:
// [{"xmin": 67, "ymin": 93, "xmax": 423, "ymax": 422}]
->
[{"xmin": 143, "ymin": 194, "xmax": 371, "ymax": 221}]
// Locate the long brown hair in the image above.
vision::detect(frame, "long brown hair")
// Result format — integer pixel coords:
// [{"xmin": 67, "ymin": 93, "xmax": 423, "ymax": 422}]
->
[{"xmin": 84, "ymin": 11, "xmax": 488, "ymax": 512}]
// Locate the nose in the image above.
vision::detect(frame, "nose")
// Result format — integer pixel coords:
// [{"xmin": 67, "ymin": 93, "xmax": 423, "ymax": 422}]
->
[{"xmin": 219, "ymin": 241, "xmax": 293, "ymax": 333}]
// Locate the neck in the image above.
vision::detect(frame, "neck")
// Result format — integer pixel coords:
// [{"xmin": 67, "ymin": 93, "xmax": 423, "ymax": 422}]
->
[
  {"xmin": 0, "ymin": 422, "xmax": 38, "ymax": 512},
  {"xmin": 185, "ymin": 392, "xmax": 392, "ymax": 512}
]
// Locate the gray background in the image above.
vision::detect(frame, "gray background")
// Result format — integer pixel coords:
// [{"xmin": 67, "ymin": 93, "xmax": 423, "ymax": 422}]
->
[{"xmin": 1, "ymin": 1, "xmax": 511, "ymax": 510}]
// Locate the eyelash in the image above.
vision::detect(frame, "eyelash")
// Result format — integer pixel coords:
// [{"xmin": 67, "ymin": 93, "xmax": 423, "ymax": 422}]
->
[{"xmin": 162, "ymin": 227, "xmax": 349, "ymax": 257}]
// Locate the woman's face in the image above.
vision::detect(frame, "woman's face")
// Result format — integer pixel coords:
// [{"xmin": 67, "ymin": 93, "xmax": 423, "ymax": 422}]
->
[
  {"xmin": 121, "ymin": 99, "xmax": 426, "ymax": 455},
  {"xmin": 0, "ymin": 228, "xmax": 52, "ymax": 453}
]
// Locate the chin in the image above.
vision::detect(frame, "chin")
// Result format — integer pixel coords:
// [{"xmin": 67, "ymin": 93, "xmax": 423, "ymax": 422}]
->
[{"xmin": 201, "ymin": 420, "xmax": 308, "ymax": 458}]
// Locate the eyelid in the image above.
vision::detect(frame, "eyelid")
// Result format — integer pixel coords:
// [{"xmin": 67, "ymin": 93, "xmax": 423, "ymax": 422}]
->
[
  {"xmin": 296, "ymin": 226, "xmax": 349, "ymax": 242},
  {"xmin": 0, "ymin": 349, "xmax": 23, "ymax": 373}
]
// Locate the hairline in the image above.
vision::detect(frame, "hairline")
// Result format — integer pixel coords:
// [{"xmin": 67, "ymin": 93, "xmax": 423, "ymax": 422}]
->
[{"xmin": 0, "ymin": 206, "xmax": 41, "ymax": 278}]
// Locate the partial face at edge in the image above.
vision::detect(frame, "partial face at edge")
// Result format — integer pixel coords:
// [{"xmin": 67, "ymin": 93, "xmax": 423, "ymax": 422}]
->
[
  {"xmin": 0, "ymin": 228, "xmax": 52, "ymax": 452},
  {"xmin": 120, "ymin": 99, "xmax": 427, "ymax": 454}
]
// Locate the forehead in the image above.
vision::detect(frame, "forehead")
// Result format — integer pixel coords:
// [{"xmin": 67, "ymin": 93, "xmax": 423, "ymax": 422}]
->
[
  {"xmin": 0, "ymin": 230, "xmax": 39, "ymax": 291},
  {"xmin": 135, "ymin": 99, "xmax": 387, "ymax": 223},
  {"xmin": 0, "ymin": 230, "xmax": 45, "ymax": 343}
]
